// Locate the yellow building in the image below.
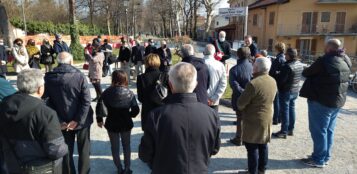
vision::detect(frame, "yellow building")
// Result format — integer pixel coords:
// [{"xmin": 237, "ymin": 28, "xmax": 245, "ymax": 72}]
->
[{"xmin": 246, "ymin": 0, "xmax": 357, "ymax": 57}]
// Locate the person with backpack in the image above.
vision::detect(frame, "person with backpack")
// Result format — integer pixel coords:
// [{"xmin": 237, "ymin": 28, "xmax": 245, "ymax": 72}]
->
[
  {"xmin": 0, "ymin": 69, "xmax": 68, "ymax": 174},
  {"xmin": 96, "ymin": 70, "xmax": 140, "ymax": 174},
  {"xmin": 137, "ymin": 54, "xmax": 169, "ymax": 131}
]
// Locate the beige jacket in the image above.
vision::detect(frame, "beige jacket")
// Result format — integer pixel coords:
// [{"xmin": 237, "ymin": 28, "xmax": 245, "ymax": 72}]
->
[{"xmin": 88, "ymin": 52, "xmax": 105, "ymax": 80}]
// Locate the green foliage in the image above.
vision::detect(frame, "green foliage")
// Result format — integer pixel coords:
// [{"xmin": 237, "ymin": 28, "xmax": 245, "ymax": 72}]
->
[
  {"xmin": 69, "ymin": 23, "xmax": 84, "ymax": 61},
  {"xmin": 10, "ymin": 17, "xmax": 106, "ymax": 35}
]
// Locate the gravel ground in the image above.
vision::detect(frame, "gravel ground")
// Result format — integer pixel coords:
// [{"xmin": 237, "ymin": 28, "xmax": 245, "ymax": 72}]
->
[{"xmin": 6, "ymin": 64, "xmax": 357, "ymax": 174}]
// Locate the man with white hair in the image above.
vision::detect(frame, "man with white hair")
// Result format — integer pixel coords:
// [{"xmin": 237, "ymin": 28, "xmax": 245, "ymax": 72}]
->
[
  {"xmin": 203, "ymin": 44, "xmax": 227, "ymax": 111},
  {"xmin": 156, "ymin": 40, "xmax": 172, "ymax": 72},
  {"xmin": 0, "ymin": 69, "xmax": 68, "ymax": 173},
  {"xmin": 236, "ymin": 57, "xmax": 277, "ymax": 174},
  {"xmin": 44, "ymin": 52, "xmax": 93, "ymax": 174},
  {"xmin": 300, "ymin": 38, "xmax": 351, "ymax": 168},
  {"xmin": 181, "ymin": 44, "xmax": 210, "ymax": 104},
  {"xmin": 139, "ymin": 62, "xmax": 221, "ymax": 174},
  {"xmin": 212, "ymin": 31, "xmax": 232, "ymax": 64}
]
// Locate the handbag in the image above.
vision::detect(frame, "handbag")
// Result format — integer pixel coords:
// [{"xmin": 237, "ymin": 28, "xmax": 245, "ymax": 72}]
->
[
  {"xmin": 96, "ymin": 98, "xmax": 108, "ymax": 118},
  {"xmin": 150, "ymin": 74, "xmax": 168, "ymax": 105},
  {"xmin": 83, "ymin": 62, "xmax": 89, "ymax": 70}
]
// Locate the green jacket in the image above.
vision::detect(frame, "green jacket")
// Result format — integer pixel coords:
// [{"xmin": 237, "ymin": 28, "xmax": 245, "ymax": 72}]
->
[{"xmin": 237, "ymin": 73, "xmax": 277, "ymax": 144}]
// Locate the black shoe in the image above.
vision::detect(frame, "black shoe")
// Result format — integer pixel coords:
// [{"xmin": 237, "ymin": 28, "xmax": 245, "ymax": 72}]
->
[
  {"xmin": 272, "ymin": 131, "xmax": 287, "ymax": 139},
  {"xmin": 301, "ymin": 158, "xmax": 325, "ymax": 168},
  {"xmin": 229, "ymin": 137, "xmax": 242, "ymax": 146},
  {"xmin": 288, "ymin": 130, "xmax": 294, "ymax": 136}
]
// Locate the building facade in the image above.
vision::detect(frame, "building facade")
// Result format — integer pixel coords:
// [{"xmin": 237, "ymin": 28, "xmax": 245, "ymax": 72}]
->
[{"xmin": 247, "ymin": 0, "xmax": 357, "ymax": 57}]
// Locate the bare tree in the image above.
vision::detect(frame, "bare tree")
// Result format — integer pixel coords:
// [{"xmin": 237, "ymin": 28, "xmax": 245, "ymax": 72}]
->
[{"xmin": 201, "ymin": 0, "xmax": 219, "ymax": 39}]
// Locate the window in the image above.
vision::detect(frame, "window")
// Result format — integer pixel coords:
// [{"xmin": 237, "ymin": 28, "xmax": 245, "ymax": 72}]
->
[
  {"xmin": 268, "ymin": 39, "xmax": 273, "ymax": 52},
  {"xmin": 321, "ymin": 12, "xmax": 330, "ymax": 22},
  {"xmin": 253, "ymin": 14, "xmax": 258, "ymax": 26},
  {"xmin": 301, "ymin": 12, "xmax": 318, "ymax": 33},
  {"xmin": 335, "ymin": 12, "xmax": 346, "ymax": 33},
  {"xmin": 269, "ymin": 12, "xmax": 275, "ymax": 25},
  {"xmin": 216, "ymin": 22, "xmax": 219, "ymax": 26}
]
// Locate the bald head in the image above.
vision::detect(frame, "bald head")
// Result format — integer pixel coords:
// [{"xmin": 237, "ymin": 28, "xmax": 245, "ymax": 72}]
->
[
  {"xmin": 204, "ymin": 44, "xmax": 216, "ymax": 56},
  {"xmin": 57, "ymin": 52, "xmax": 73, "ymax": 65}
]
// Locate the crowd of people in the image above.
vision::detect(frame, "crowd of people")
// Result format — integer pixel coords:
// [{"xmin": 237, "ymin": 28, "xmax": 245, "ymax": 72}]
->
[{"xmin": 0, "ymin": 30, "xmax": 352, "ymax": 174}]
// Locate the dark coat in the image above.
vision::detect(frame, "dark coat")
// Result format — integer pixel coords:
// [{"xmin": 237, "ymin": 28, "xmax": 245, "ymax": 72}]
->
[
  {"xmin": 182, "ymin": 56, "xmax": 210, "ymax": 104},
  {"xmin": 139, "ymin": 93, "xmax": 221, "ymax": 174},
  {"xmin": 137, "ymin": 67, "xmax": 169, "ymax": 131},
  {"xmin": 119, "ymin": 46, "xmax": 131, "ymax": 62},
  {"xmin": 269, "ymin": 52, "xmax": 286, "ymax": 80},
  {"xmin": 97, "ymin": 86, "xmax": 140, "ymax": 132},
  {"xmin": 212, "ymin": 40, "xmax": 232, "ymax": 63},
  {"xmin": 53, "ymin": 40, "xmax": 70, "ymax": 54},
  {"xmin": 44, "ymin": 64, "xmax": 93, "ymax": 129},
  {"xmin": 229, "ymin": 58, "xmax": 253, "ymax": 111},
  {"xmin": 40, "ymin": 44, "xmax": 55, "ymax": 65},
  {"xmin": 131, "ymin": 45, "xmax": 145, "ymax": 64},
  {"xmin": 276, "ymin": 60, "xmax": 304, "ymax": 93},
  {"xmin": 249, "ymin": 43, "xmax": 258, "ymax": 57},
  {"xmin": 101, "ymin": 43, "xmax": 113, "ymax": 65},
  {"xmin": 0, "ymin": 45, "xmax": 7, "ymax": 74},
  {"xmin": 144, "ymin": 45, "xmax": 157, "ymax": 57},
  {"xmin": 0, "ymin": 93, "xmax": 68, "ymax": 172},
  {"xmin": 156, "ymin": 47, "xmax": 172, "ymax": 72},
  {"xmin": 300, "ymin": 52, "xmax": 351, "ymax": 108}
]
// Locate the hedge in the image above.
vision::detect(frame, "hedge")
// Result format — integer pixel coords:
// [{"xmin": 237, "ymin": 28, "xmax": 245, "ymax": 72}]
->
[{"xmin": 10, "ymin": 17, "xmax": 107, "ymax": 36}]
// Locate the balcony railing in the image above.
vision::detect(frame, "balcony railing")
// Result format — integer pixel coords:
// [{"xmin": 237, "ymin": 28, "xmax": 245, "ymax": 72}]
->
[{"xmin": 277, "ymin": 24, "xmax": 357, "ymax": 36}]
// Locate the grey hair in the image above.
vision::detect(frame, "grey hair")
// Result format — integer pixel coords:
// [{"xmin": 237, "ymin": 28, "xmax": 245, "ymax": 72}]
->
[
  {"xmin": 17, "ymin": 69, "xmax": 44, "ymax": 94},
  {"xmin": 181, "ymin": 44, "xmax": 195, "ymax": 57},
  {"xmin": 169, "ymin": 62, "xmax": 197, "ymax": 93},
  {"xmin": 326, "ymin": 38, "xmax": 342, "ymax": 50},
  {"xmin": 57, "ymin": 52, "xmax": 73, "ymax": 64},
  {"xmin": 260, "ymin": 50, "xmax": 268, "ymax": 57},
  {"xmin": 254, "ymin": 57, "xmax": 272, "ymax": 73},
  {"xmin": 204, "ymin": 44, "xmax": 216, "ymax": 56},
  {"xmin": 219, "ymin": 31, "xmax": 226, "ymax": 37}
]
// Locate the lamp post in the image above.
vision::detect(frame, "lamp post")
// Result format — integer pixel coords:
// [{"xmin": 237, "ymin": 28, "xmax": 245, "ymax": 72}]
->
[{"xmin": 124, "ymin": 0, "xmax": 129, "ymax": 41}]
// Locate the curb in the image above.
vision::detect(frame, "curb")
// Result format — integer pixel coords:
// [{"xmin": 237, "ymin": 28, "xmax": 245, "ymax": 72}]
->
[{"xmin": 220, "ymin": 99, "xmax": 232, "ymax": 108}]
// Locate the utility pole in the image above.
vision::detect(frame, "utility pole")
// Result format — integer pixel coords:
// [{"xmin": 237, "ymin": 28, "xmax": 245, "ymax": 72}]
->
[{"xmin": 21, "ymin": 0, "xmax": 27, "ymax": 35}]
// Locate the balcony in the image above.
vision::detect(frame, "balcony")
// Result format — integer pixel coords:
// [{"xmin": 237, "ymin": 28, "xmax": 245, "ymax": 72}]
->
[
  {"xmin": 317, "ymin": 0, "xmax": 357, "ymax": 4},
  {"xmin": 277, "ymin": 24, "xmax": 357, "ymax": 36}
]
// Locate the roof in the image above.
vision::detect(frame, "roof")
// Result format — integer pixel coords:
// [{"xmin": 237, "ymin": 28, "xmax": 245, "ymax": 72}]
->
[
  {"xmin": 215, "ymin": 23, "xmax": 237, "ymax": 31},
  {"xmin": 249, "ymin": 0, "xmax": 289, "ymax": 10}
]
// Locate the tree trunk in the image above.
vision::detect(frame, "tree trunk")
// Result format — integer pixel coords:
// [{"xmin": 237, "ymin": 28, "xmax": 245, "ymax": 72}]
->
[
  {"xmin": 193, "ymin": 0, "xmax": 198, "ymax": 40},
  {"xmin": 205, "ymin": 10, "xmax": 213, "ymax": 40},
  {"xmin": 69, "ymin": 0, "xmax": 83, "ymax": 60},
  {"xmin": 89, "ymin": 0, "xmax": 94, "ymax": 28}
]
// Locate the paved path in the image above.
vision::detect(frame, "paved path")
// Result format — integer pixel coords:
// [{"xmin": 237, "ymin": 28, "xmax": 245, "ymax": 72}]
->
[{"xmin": 6, "ymin": 65, "xmax": 357, "ymax": 174}]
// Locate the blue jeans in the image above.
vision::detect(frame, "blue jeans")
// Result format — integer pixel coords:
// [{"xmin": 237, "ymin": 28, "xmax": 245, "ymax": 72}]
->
[
  {"xmin": 308, "ymin": 100, "xmax": 340, "ymax": 165},
  {"xmin": 244, "ymin": 142, "xmax": 268, "ymax": 174},
  {"xmin": 273, "ymin": 92, "xmax": 280, "ymax": 122},
  {"xmin": 279, "ymin": 91, "xmax": 298, "ymax": 134}
]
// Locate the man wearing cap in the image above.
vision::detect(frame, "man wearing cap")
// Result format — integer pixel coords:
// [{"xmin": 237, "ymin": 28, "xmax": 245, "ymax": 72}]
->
[{"xmin": 53, "ymin": 34, "xmax": 70, "ymax": 55}]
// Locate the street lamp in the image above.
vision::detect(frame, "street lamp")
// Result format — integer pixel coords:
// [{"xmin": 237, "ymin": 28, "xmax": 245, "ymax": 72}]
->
[{"xmin": 124, "ymin": 0, "xmax": 129, "ymax": 41}]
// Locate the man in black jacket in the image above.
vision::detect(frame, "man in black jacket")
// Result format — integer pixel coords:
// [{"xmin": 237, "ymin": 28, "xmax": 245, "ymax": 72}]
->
[
  {"xmin": 119, "ymin": 41, "xmax": 132, "ymax": 81},
  {"xmin": 181, "ymin": 44, "xmax": 210, "ymax": 105},
  {"xmin": 131, "ymin": 40, "xmax": 145, "ymax": 77},
  {"xmin": 139, "ymin": 62, "xmax": 220, "ymax": 174},
  {"xmin": 300, "ymin": 39, "xmax": 351, "ymax": 168},
  {"xmin": 244, "ymin": 35, "xmax": 258, "ymax": 57},
  {"xmin": 0, "ymin": 69, "xmax": 68, "ymax": 174},
  {"xmin": 156, "ymin": 40, "xmax": 172, "ymax": 72},
  {"xmin": 0, "ymin": 39, "xmax": 8, "ymax": 78},
  {"xmin": 44, "ymin": 52, "xmax": 93, "ymax": 174},
  {"xmin": 144, "ymin": 39, "xmax": 157, "ymax": 57},
  {"xmin": 213, "ymin": 31, "xmax": 232, "ymax": 64},
  {"xmin": 272, "ymin": 48, "xmax": 303, "ymax": 138}
]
